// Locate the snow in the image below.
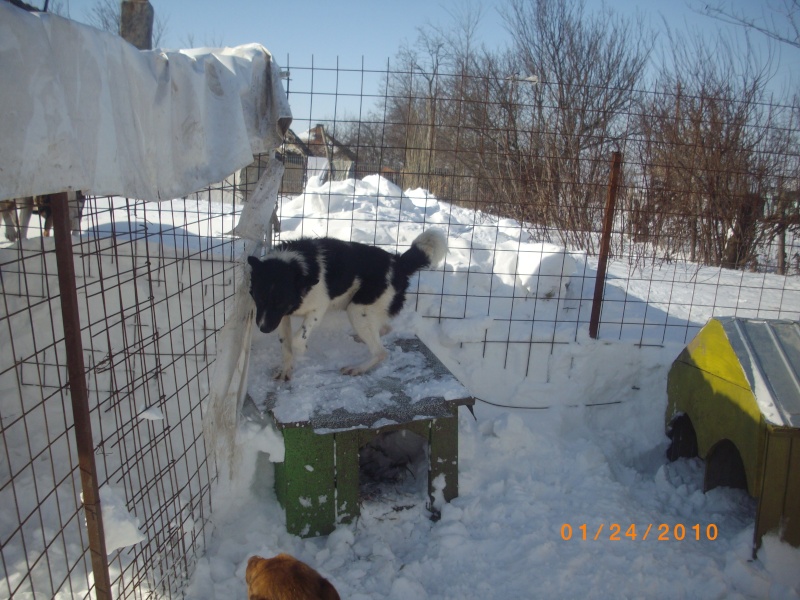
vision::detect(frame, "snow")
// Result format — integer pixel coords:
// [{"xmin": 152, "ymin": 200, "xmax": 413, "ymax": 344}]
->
[
  {"xmin": 0, "ymin": 197, "xmax": 238, "ymax": 599},
  {"xmin": 3, "ymin": 173, "xmax": 800, "ymax": 598},
  {"xmin": 721, "ymin": 318, "xmax": 789, "ymax": 427},
  {"xmin": 186, "ymin": 176, "xmax": 800, "ymax": 599},
  {"xmin": 138, "ymin": 406, "xmax": 165, "ymax": 421},
  {"xmin": 247, "ymin": 320, "xmax": 470, "ymax": 426},
  {"xmin": 92, "ymin": 486, "xmax": 146, "ymax": 553}
]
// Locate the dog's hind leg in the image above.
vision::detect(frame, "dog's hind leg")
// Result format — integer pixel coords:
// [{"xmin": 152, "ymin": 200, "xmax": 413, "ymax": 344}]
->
[
  {"xmin": 353, "ymin": 323, "xmax": 392, "ymax": 344},
  {"xmin": 342, "ymin": 305, "xmax": 388, "ymax": 376},
  {"xmin": 38, "ymin": 195, "xmax": 54, "ymax": 237},
  {"xmin": 2, "ymin": 202, "xmax": 20, "ymax": 241},
  {"xmin": 17, "ymin": 196, "xmax": 35, "ymax": 240}
]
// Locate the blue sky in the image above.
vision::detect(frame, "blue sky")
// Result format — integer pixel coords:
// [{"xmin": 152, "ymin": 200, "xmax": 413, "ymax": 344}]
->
[
  {"xmin": 53, "ymin": 0, "xmax": 795, "ymax": 68},
  {"xmin": 50, "ymin": 0, "xmax": 799, "ymax": 128},
  {"xmin": 50, "ymin": 1, "xmax": 788, "ymax": 53}
]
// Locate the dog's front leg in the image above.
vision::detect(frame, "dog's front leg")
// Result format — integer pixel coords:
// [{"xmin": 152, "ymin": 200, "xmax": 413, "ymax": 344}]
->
[
  {"xmin": 275, "ymin": 316, "xmax": 294, "ymax": 381},
  {"xmin": 291, "ymin": 309, "xmax": 324, "ymax": 358}
]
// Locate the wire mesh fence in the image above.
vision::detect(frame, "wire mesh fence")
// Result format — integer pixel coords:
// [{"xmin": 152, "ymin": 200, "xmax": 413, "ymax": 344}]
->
[
  {"xmin": 1, "ymin": 56, "xmax": 799, "ymax": 598},
  {"xmin": 1, "ymin": 186, "xmax": 242, "ymax": 597},
  {"xmin": 276, "ymin": 57, "xmax": 800, "ymax": 349}
]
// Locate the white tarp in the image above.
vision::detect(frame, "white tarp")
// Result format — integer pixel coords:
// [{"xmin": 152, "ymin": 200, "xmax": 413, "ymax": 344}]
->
[
  {"xmin": 0, "ymin": 3, "xmax": 292, "ymax": 475},
  {"xmin": 205, "ymin": 155, "xmax": 284, "ymax": 475},
  {"xmin": 0, "ymin": 2, "xmax": 292, "ymax": 201}
]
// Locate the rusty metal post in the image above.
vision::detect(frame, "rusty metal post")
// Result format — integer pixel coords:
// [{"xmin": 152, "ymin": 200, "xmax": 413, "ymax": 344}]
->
[
  {"xmin": 51, "ymin": 193, "xmax": 112, "ymax": 600},
  {"xmin": 589, "ymin": 152, "xmax": 622, "ymax": 340}
]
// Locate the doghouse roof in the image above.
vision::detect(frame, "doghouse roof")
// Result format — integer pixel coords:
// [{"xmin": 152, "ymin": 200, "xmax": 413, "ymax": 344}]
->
[
  {"xmin": 714, "ymin": 317, "xmax": 800, "ymax": 428},
  {"xmin": 248, "ymin": 338, "xmax": 474, "ymax": 432}
]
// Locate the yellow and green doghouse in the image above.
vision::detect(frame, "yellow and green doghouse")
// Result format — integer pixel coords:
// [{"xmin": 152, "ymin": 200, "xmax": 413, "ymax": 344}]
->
[{"xmin": 666, "ymin": 317, "xmax": 800, "ymax": 556}]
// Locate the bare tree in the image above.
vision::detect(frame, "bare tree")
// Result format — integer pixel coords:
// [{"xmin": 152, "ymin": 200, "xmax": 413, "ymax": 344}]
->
[
  {"xmin": 488, "ymin": 0, "xmax": 653, "ymax": 249},
  {"xmin": 367, "ymin": 0, "xmax": 654, "ymax": 251},
  {"xmin": 377, "ymin": 4, "xmax": 486, "ymax": 199},
  {"xmin": 335, "ymin": 116, "xmax": 388, "ymax": 166},
  {"xmin": 180, "ymin": 31, "xmax": 227, "ymax": 49},
  {"xmin": 86, "ymin": 0, "xmax": 118, "ymax": 33},
  {"xmin": 634, "ymin": 30, "xmax": 793, "ymax": 270},
  {"xmin": 759, "ymin": 95, "xmax": 800, "ymax": 273},
  {"xmin": 696, "ymin": 0, "xmax": 800, "ymax": 49}
]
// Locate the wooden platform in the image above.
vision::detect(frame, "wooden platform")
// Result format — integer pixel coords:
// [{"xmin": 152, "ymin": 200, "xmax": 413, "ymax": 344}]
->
[{"xmin": 244, "ymin": 337, "xmax": 475, "ymax": 538}]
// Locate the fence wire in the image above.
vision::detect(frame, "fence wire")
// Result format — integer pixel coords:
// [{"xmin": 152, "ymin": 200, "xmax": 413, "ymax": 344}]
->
[
  {"xmin": 1, "ymin": 57, "xmax": 799, "ymax": 599},
  {"xmin": 1, "ymin": 184, "xmax": 241, "ymax": 597},
  {"xmin": 276, "ymin": 58, "xmax": 800, "ymax": 349}
]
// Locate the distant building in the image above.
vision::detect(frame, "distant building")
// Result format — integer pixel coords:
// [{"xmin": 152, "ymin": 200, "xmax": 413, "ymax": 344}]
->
[{"xmin": 239, "ymin": 124, "xmax": 361, "ymax": 199}]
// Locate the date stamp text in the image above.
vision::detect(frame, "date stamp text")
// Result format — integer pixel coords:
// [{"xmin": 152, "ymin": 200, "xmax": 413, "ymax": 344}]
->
[{"xmin": 560, "ymin": 523, "xmax": 718, "ymax": 542}]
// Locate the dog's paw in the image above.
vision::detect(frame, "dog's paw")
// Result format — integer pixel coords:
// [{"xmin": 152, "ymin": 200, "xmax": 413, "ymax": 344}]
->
[
  {"xmin": 340, "ymin": 365, "xmax": 366, "ymax": 376},
  {"xmin": 273, "ymin": 366, "xmax": 293, "ymax": 381}
]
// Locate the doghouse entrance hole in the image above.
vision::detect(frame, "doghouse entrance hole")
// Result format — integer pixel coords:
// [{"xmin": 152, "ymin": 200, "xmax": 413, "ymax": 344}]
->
[
  {"xmin": 666, "ymin": 414, "xmax": 698, "ymax": 461},
  {"xmin": 704, "ymin": 439, "xmax": 748, "ymax": 493},
  {"xmin": 359, "ymin": 430, "xmax": 428, "ymax": 502}
]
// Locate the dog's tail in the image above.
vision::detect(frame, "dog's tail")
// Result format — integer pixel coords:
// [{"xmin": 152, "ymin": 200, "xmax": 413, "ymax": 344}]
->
[{"xmin": 397, "ymin": 229, "xmax": 447, "ymax": 276}]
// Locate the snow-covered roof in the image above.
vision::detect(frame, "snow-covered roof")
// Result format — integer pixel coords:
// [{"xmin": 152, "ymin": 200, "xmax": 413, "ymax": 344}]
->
[
  {"xmin": 0, "ymin": 2, "xmax": 292, "ymax": 202},
  {"xmin": 249, "ymin": 336, "xmax": 473, "ymax": 431},
  {"xmin": 720, "ymin": 317, "xmax": 800, "ymax": 428}
]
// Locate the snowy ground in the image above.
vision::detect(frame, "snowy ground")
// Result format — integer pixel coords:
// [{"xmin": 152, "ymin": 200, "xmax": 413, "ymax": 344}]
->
[
  {"xmin": 3, "ymin": 175, "xmax": 799, "ymax": 599},
  {"xmin": 183, "ymin": 176, "xmax": 800, "ymax": 599}
]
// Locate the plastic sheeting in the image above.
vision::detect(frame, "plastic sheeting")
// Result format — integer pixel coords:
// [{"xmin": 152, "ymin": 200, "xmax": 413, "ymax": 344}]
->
[
  {"xmin": 205, "ymin": 156, "xmax": 285, "ymax": 474},
  {"xmin": 0, "ymin": 2, "xmax": 291, "ymax": 201},
  {"xmin": 0, "ymin": 3, "xmax": 292, "ymax": 475}
]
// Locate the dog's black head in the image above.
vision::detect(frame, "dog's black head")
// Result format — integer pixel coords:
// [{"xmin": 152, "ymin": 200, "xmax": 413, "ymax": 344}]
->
[{"xmin": 247, "ymin": 255, "xmax": 312, "ymax": 334}]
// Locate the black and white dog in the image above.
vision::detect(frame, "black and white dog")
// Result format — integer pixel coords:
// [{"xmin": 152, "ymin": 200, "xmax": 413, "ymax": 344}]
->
[{"xmin": 247, "ymin": 229, "xmax": 447, "ymax": 380}]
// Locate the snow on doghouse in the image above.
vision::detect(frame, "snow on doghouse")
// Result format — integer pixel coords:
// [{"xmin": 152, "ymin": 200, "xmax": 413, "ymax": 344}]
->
[{"xmin": 666, "ymin": 317, "xmax": 800, "ymax": 556}]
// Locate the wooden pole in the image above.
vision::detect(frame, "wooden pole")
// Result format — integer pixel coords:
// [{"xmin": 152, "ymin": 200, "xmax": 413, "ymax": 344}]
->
[
  {"xmin": 120, "ymin": 0, "xmax": 154, "ymax": 50},
  {"xmin": 51, "ymin": 193, "xmax": 112, "ymax": 600},
  {"xmin": 589, "ymin": 152, "xmax": 622, "ymax": 340}
]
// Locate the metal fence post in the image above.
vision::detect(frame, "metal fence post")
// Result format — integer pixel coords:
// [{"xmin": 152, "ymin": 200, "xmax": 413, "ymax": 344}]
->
[
  {"xmin": 589, "ymin": 151, "xmax": 623, "ymax": 340},
  {"xmin": 51, "ymin": 193, "xmax": 112, "ymax": 600}
]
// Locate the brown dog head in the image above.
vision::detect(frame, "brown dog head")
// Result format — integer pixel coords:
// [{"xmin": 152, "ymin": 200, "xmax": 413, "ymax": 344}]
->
[{"xmin": 245, "ymin": 554, "xmax": 340, "ymax": 600}]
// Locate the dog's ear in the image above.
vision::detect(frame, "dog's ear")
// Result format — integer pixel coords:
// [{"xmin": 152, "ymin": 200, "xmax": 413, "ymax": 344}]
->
[
  {"xmin": 247, "ymin": 255, "xmax": 261, "ymax": 269},
  {"xmin": 245, "ymin": 556, "xmax": 262, "ymax": 585}
]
